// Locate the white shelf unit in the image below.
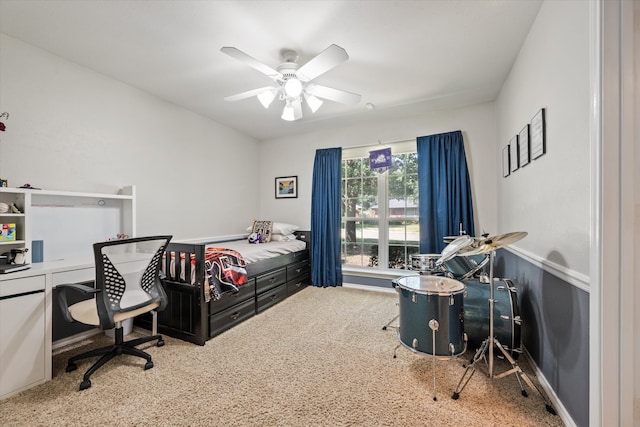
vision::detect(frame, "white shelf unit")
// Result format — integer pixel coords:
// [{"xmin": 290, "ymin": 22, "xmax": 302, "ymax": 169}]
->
[{"xmin": 0, "ymin": 186, "xmax": 136, "ymax": 264}]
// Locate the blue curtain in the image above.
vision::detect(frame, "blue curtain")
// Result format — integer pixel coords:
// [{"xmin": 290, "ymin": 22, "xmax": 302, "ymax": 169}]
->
[
  {"xmin": 310, "ymin": 148, "xmax": 342, "ymax": 287},
  {"xmin": 417, "ymin": 130, "xmax": 475, "ymax": 254}
]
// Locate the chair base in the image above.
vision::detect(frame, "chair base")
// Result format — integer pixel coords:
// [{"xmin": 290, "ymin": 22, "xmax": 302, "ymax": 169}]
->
[{"xmin": 65, "ymin": 326, "xmax": 164, "ymax": 390}]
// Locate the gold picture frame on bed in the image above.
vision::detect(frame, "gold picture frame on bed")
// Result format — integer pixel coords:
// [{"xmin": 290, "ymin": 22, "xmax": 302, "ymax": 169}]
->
[{"xmin": 275, "ymin": 176, "xmax": 298, "ymax": 199}]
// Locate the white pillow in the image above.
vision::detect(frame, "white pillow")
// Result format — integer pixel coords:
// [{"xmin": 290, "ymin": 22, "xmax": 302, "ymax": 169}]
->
[
  {"xmin": 272, "ymin": 222, "xmax": 299, "ymax": 235},
  {"xmin": 270, "ymin": 234, "xmax": 297, "ymax": 242},
  {"xmin": 246, "ymin": 222, "xmax": 299, "ymax": 235}
]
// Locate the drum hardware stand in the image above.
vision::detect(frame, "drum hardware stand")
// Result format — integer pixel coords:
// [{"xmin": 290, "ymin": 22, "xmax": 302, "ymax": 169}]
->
[
  {"xmin": 428, "ymin": 319, "xmax": 439, "ymax": 401},
  {"xmin": 383, "ymin": 280, "xmax": 401, "ymax": 332},
  {"xmin": 381, "ymin": 312, "xmax": 399, "ymax": 332},
  {"xmin": 451, "ymin": 250, "xmax": 556, "ymax": 415}
]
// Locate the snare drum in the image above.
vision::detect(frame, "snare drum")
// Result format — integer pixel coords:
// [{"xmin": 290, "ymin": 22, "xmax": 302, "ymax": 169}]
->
[
  {"xmin": 463, "ymin": 278, "xmax": 522, "ymax": 356},
  {"xmin": 442, "ymin": 253, "xmax": 489, "ymax": 280},
  {"xmin": 410, "ymin": 254, "xmax": 444, "ymax": 275},
  {"xmin": 395, "ymin": 275, "xmax": 466, "ymax": 357}
]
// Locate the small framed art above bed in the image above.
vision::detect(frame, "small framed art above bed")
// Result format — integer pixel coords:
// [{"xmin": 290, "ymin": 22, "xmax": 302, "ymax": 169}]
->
[{"xmin": 134, "ymin": 221, "xmax": 310, "ymax": 345}]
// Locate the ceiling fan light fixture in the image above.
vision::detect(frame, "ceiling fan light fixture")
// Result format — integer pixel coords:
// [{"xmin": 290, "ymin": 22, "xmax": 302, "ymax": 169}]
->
[
  {"xmin": 284, "ymin": 78, "xmax": 303, "ymax": 98},
  {"xmin": 281, "ymin": 101, "xmax": 296, "ymax": 121},
  {"xmin": 305, "ymin": 94, "xmax": 323, "ymax": 113},
  {"xmin": 257, "ymin": 89, "xmax": 276, "ymax": 108}
]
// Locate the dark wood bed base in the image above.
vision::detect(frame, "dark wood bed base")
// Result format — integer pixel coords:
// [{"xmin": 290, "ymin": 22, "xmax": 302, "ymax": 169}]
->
[{"xmin": 136, "ymin": 232, "xmax": 311, "ymax": 345}]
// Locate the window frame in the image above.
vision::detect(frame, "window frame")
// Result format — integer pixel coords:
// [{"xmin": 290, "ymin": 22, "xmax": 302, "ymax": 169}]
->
[{"xmin": 341, "ymin": 141, "xmax": 418, "ymax": 273}]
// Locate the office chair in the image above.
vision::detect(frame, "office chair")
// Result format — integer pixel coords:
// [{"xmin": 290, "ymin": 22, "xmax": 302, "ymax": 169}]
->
[{"xmin": 57, "ymin": 235, "xmax": 172, "ymax": 390}]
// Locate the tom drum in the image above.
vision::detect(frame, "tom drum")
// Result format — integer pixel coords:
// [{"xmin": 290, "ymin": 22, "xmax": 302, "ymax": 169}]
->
[
  {"xmin": 395, "ymin": 275, "xmax": 466, "ymax": 357},
  {"xmin": 442, "ymin": 253, "xmax": 489, "ymax": 280}
]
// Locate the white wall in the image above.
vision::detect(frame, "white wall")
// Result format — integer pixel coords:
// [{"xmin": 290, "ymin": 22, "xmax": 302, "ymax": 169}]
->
[
  {"xmin": 496, "ymin": 0, "xmax": 590, "ymax": 278},
  {"xmin": 0, "ymin": 34, "xmax": 260, "ymax": 240},
  {"xmin": 258, "ymin": 102, "xmax": 498, "ymax": 235}
]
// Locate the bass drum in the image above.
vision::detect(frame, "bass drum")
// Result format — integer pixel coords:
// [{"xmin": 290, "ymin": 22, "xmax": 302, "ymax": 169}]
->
[
  {"xmin": 463, "ymin": 279, "xmax": 522, "ymax": 357},
  {"xmin": 395, "ymin": 275, "xmax": 466, "ymax": 358}
]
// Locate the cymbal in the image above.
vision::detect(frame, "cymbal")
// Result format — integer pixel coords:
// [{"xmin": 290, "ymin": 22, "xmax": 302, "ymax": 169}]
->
[
  {"xmin": 443, "ymin": 235, "xmax": 484, "ymax": 243},
  {"xmin": 436, "ymin": 235, "xmax": 473, "ymax": 265},
  {"xmin": 460, "ymin": 231, "xmax": 528, "ymax": 255}
]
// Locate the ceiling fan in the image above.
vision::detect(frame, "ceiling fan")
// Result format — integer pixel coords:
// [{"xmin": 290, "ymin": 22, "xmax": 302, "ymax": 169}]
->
[{"xmin": 221, "ymin": 44, "xmax": 361, "ymax": 121}]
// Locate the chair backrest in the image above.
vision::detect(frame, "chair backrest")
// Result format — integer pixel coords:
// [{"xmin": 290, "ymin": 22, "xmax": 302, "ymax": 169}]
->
[{"xmin": 93, "ymin": 235, "xmax": 172, "ymax": 329}]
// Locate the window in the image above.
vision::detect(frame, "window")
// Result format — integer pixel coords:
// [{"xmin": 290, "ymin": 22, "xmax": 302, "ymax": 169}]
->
[{"xmin": 341, "ymin": 145, "xmax": 419, "ymax": 270}]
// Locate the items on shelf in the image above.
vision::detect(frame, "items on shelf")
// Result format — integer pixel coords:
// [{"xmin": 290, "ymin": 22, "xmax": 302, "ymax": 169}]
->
[{"xmin": 0, "ymin": 223, "xmax": 16, "ymax": 241}]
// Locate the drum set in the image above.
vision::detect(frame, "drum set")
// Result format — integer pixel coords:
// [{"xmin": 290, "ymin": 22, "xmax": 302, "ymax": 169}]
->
[{"xmin": 388, "ymin": 232, "xmax": 555, "ymax": 414}]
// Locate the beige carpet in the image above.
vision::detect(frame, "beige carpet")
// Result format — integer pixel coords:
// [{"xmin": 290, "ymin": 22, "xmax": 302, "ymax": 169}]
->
[{"xmin": 0, "ymin": 286, "xmax": 564, "ymax": 426}]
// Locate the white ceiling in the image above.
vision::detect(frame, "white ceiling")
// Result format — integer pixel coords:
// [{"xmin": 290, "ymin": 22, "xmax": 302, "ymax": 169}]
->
[{"xmin": 0, "ymin": 0, "xmax": 543, "ymax": 141}]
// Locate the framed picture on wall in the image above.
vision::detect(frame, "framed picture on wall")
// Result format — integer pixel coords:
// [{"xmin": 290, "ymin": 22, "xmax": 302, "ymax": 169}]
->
[
  {"xmin": 510, "ymin": 135, "xmax": 519, "ymax": 173},
  {"xmin": 531, "ymin": 108, "xmax": 546, "ymax": 159},
  {"xmin": 519, "ymin": 124, "xmax": 530, "ymax": 167},
  {"xmin": 502, "ymin": 145, "xmax": 510, "ymax": 178},
  {"xmin": 275, "ymin": 176, "xmax": 298, "ymax": 199}
]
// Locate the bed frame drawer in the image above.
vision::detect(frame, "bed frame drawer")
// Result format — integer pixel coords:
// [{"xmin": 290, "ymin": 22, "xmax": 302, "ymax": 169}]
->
[
  {"xmin": 286, "ymin": 274, "xmax": 309, "ymax": 296},
  {"xmin": 287, "ymin": 259, "xmax": 311, "ymax": 282},
  {"xmin": 209, "ymin": 280, "xmax": 256, "ymax": 315},
  {"xmin": 209, "ymin": 298, "xmax": 255, "ymax": 338},
  {"xmin": 256, "ymin": 283, "xmax": 287, "ymax": 313},
  {"xmin": 255, "ymin": 268, "xmax": 287, "ymax": 294}
]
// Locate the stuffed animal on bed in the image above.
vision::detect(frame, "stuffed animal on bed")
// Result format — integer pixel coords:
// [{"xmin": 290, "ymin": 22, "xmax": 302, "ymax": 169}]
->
[{"xmin": 248, "ymin": 232, "xmax": 263, "ymax": 244}]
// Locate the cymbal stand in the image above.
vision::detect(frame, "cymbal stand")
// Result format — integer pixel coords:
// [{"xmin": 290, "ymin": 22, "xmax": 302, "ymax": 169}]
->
[{"xmin": 451, "ymin": 250, "xmax": 556, "ymax": 415}]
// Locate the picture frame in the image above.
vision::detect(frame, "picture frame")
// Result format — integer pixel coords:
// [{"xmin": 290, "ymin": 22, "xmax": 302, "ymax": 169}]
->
[
  {"xmin": 275, "ymin": 176, "xmax": 298, "ymax": 199},
  {"xmin": 510, "ymin": 135, "xmax": 519, "ymax": 173},
  {"xmin": 530, "ymin": 108, "xmax": 546, "ymax": 159},
  {"xmin": 502, "ymin": 145, "xmax": 510, "ymax": 178},
  {"xmin": 518, "ymin": 124, "xmax": 530, "ymax": 167}
]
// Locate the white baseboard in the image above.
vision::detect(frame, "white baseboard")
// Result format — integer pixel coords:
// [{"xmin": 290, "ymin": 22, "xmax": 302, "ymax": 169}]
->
[
  {"xmin": 52, "ymin": 328, "xmax": 102, "ymax": 352},
  {"xmin": 343, "ymin": 282, "xmax": 396, "ymax": 294},
  {"xmin": 522, "ymin": 346, "xmax": 576, "ymax": 427}
]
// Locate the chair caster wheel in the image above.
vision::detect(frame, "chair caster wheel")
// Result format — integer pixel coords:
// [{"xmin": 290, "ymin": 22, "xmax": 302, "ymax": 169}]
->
[
  {"xmin": 144, "ymin": 361, "xmax": 154, "ymax": 370},
  {"xmin": 79, "ymin": 380, "xmax": 91, "ymax": 390},
  {"xmin": 382, "ymin": 326, "xmax": 387, "ymax": 331},
  {"xmin": 66, "ymin": 363, "xmax": 78, "ymax": 373},
  {"xmin": 157, "ymin": 339, "xmax": 165, "ymax": 347},
  {"xmin": 451, "ymin": 392, "xmax": 460, "ymax": 400},
  {"xmin": 521, "ymin": 390, "xmax": 528, "ymax": 397}
]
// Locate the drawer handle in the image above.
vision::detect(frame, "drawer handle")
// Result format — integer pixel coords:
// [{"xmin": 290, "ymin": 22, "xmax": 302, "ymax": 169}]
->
[
  {"xmin": 295, "ymin": 268, "xmax": 302, "ymax": 273},
  {"xmin": 295, "ymin": 281, "xmax": 302, "ymax": 288},
  {"xmin": 230, "ymin": 312, "xmax": 240, "ymax": 320},
  {"xmin": 270, "ymin": 294, "xmax": 277, "ymax": 301},
  {"xmin": 269, "ymin": 277, "xmax": 276, "ymax": 283}
]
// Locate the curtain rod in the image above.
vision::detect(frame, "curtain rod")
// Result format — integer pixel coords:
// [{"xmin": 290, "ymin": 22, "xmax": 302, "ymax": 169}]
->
[{"xmin": 344, "ymin": 138, "xmax": 415, "ymax": 150}]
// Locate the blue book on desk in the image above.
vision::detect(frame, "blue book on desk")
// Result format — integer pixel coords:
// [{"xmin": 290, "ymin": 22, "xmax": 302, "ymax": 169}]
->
[{"xmin": 0, "ymin": 263, "xmax": 31, "ymax": 274}]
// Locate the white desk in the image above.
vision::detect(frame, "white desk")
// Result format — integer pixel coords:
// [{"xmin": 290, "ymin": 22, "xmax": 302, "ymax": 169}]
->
[{"xmin": 0, "ymin": 259, "xmax": 96, "ymax": 399}]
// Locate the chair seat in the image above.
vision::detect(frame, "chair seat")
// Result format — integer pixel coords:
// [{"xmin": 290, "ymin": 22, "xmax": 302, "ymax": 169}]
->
[{"xmin": 68, "ymin": 297, "xmax": 161, "ymax": 326}]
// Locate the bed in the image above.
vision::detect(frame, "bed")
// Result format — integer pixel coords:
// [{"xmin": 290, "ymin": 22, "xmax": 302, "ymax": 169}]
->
[{"xmin": 135, "ymin": 230, "xmax": 311, "ymax": 345}]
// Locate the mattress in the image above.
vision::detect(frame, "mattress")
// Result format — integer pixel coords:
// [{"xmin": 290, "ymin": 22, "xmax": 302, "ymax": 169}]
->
[{"xmin": 206, "ymin": 239, "xmax": 306, "ymax": 264}]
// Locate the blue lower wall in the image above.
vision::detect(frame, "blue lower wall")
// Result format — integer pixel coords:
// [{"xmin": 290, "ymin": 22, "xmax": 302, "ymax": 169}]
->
[
  {"xmin": 495, "ymin": 249, "xmax": 589, "ymax": 427},
  {"xmin": 345, "ymin": 249, "xmax": 590, "ymax": 427}
]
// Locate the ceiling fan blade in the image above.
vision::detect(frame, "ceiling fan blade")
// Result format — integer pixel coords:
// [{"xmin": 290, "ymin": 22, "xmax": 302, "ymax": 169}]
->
[
  {"xmin": 307, "ymin": 84, "xmax": 361, "ymax": 105},
  {"xmin": 220, "ymin": 47, "xmax": 283, "ymax": 80},
  {"xmin": 295, "ymin": 44, "xmax": 349, "ymax": 82},
  {"xmin": 224, "ymin": 87, "xmax": 275, "ymax": 102}
]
